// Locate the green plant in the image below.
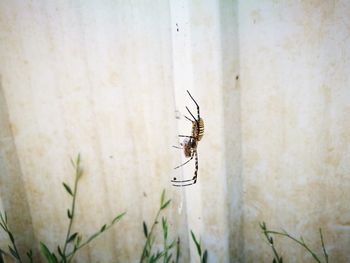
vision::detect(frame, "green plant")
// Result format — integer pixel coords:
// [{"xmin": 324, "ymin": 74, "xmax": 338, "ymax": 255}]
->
[
  {"xmin": 0, "ymin": 154, "xmax": 125, "ymax": 263},
  {"xmin": 0, "ymin": 211, "xmax": 34, "ymax": 263},
  {"xmin": 260, "ymin": 222, "xmax": 283, "ymax": 263},
  {"xmin": 139, "ymin": 190, "xmax": 209, "ymax": 263},
  {"xmin": 140, "ymin": 189, "xmax": 177, "ymax": 263},
  {"xmin": 39, "ymin": 154, "xmax": 126, "ymax": 263},
  {"xmin": 0, "ymin": 154, "xmax": 212, "ymax": 263},
  {"xmin": 260, "ymin": 222, "xmax": 329, "ymax": 263},
  {"xmin": 190, "ymin": 230, "xmax": 208, "ymax": 263}
]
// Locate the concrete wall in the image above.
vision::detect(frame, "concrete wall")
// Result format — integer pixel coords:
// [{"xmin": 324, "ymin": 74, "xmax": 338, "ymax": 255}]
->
[
  {"xmin": 0, "ymin": 0, "xmax": 349, "ymax": 262},
  {"xmin": 240, "ymin": 1, "xmax": 350, "ymax": 262}
]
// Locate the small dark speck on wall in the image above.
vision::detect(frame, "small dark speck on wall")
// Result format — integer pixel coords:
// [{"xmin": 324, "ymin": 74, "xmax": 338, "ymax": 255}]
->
[{"xmin": 236, "ymin": 75, "xmax": 239, "ymax": 80}]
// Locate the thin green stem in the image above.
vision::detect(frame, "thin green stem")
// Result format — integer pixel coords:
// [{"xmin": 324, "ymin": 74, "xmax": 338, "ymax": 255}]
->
[
  {"xmin": 262, "ymin": 231, "xmax": 282, "ymax": 262},
  {"xmin": 62, "ymin": 163, "xmax": 80, "ymax": 262},
  {"xmin": 140, "ymin": 209, "xmax": 161, "ymax": 262},
  {"xmin": 163, "ymin": 239, "xmax": 168, "ymax": 263},
  {"xmin": 162, "ymin": 218, "xmax": 168, "ymax": 263},
  {"xmin": 10, "ymin": 242, "xmax": 22, "ymax": 263},
  {"xmin": 175, "ymin": 237, "xmax": 180, "ymax": 263},
  {"xmin": 266, "ymin": 230, "xmax": 321, "ymax": 263},
  {"xmin": 0, "ymin": 212, "xmax": 23, "ymax": 263},
  {"xmin": 66, "ymin": 223, "xmax": 114, "ymax": 260},
  {"xmin": 319, "ymin": 228, "xmax": 328, "ymax": 263},
  {"xmin": 260, "ymin": 222, "xmax": 282, "ymax": 262}
]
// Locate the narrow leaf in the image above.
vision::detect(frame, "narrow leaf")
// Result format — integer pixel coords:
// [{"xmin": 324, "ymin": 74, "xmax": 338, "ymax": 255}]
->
[
  {"xmin": 160, "ymin": 189, "xmax": 165, "ymax": 207},
  {"xmin": 100, "ymin": 224, "xmax": 107, "ymax": 232},
  {"xmin": 143, "ymin": 221, "xmax": 148, "ymax": 237},
  {"xmin": 57, "ymin": 245, "xmax": 64, "ymax": 257},
  {"xmin": 67, "ymin": 209, "xmax": 72, "ymax": 219},
  {"xmin": 162, "ymin": 217, "xmax": 168, "ymax": 240},
  {"xmin": 190, "ymin": 230, "xmax": 202, "ymax": 256},
  {"xmin": 8, "ymin": 246, "xmax": 19, "ymax": 260},
  {"xmin": 8, "ymin": 232, "xmax": 15, "ymax": 243},
  {"xmin": 153, "ymin": 250, "xmax": 165, "ymax": 261},
  {"xmin": 39, "ymin": 242, "xmax": 57, "ymax": 263},
  {"xmin": 67, "ymin": 232, "xmax": 78, "ymax": 243},
  {"xmin": 161, "ymin": 200, "xmax": 171, "ymax": 210},
  {"xmin": 52, "ymin": 253, "xmax": 58, "ymax": 263},
  {"xmin": 76, "ymin": 235, "xmax": 82, "ymax": 246},
  {"xmin": 175, "ymin": 237, "xmax": 180, "ymax": 263},
  {"xmin": 201, "ymin": 250, "xmax": 208, "ymax": 263},
  {"xmin": 167, "ymin": 240, "xmax": 176, "ymax": 250},
  {"xmin": 150, "ymin": 254, "xmax": 156, "ymax": 263},
  {"xmin": 62, "ymin": 182, "xmax": 73, "ymax": 196},
  {"xmin": 26, "ymin": 249, "xmax": 33, "ymax": 263},
  {"xmin": 112, "ymin": 212, "xmax": 126, "ymax": 224}
]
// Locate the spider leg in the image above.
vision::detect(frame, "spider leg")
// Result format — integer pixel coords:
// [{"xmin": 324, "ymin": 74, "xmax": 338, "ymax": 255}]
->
[
  {"xmin": 173, "ymin": 155, "xmax": 193, "ymax": 169},
  {"xmin": 194, "ymin": 149, "xmax": 198, "ymax": 181},
  {"xmin": 172, "ymin": 180, "xmax": 196, "ymax": 187},
  {"xmin": 172, "ymin": 145, "xmax": 183, "ymax": 149},
  {"xmin": 186, "ymin": 105, "xmax": 200, "ymax": 137},
  {"xmin": 184, "ymin": 115, "xmax": 193, "ymax": 122},
  {"xmin": 171, "ymin": 177, "xmax": 196, "ymax": 184},
  {"xmin": 186, "ymin": 107, "xmax": 197, "ymax": 122},
  {"xmin": 171, "ymin": 151, "xmax": 198, "ymax": 186},
  {"xmin": 178, "ymin": 135, "xmax": 195, "ymax": 139},
  {"xmin": 186, "ymin": 90, "xmax": 200, "ymax": 119}
]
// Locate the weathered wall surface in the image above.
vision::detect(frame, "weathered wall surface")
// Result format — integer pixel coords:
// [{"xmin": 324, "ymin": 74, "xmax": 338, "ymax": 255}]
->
[
  {"xmin": 0, "ymin": 0, "xmax": 349, "ymax": 262},
  {"xmin": 0, "ymin": 0, "xmax": 240, "ymax": 262},
  {"xmin": 0, "ymin": 1, "xmax": 191, "ymax": 262},
  {"xmin": 240, "ymin": 1, "xmax": 350, "ymax": 262}
]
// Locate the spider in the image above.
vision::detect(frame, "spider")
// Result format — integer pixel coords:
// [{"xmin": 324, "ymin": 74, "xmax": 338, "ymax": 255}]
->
[{"xmin": 172, "ymin": 90, "xmax": 204, "ymax": 187}]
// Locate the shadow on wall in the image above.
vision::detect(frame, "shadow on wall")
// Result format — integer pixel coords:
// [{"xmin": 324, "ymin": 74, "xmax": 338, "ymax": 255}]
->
[
  {"xmin": 0, "ymin": 77, "xmax": 38, "ymax": 258},
  {"xmin": 219, "ymin": 1, "xmax": 244, "ymax": 261}
]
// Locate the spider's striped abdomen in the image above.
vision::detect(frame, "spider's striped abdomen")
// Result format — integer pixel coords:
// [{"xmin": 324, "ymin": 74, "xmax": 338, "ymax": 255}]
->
[{"xmin": 193, "ymin": 118, "xmax": 204, "ymax": 141}]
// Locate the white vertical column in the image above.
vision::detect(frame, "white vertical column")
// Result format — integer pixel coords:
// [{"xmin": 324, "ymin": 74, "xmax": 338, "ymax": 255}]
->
[
  {"xmin": 169, "ymin": 0, "xmax": 204, "ymax": 262},
  {"xmin": 169, "ymin": 0, "xmax": 194, "ymax": 134}
]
